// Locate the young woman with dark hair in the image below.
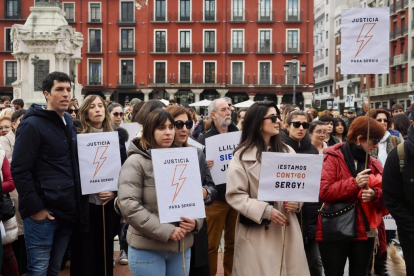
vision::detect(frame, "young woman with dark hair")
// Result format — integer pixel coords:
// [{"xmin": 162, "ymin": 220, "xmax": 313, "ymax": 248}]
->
[
  {"xmin": 333, "ymin": 118, "xmax": 348, "ymax": 142},
  {"xmin": 392, "ymin": 113, "xmax": 410, "ymax": 139},
  {"xmin": 308, "ymin": 121, "xmax": 328, "ymax": 154},
  {"xmin": 134, "ymin": 100, "xmax": 166, "ymax": 125},
  {"xmin": 118, "ymin": 109, "xmax": 203, "ymax": 276},
  {"xmin": 226, "ymin": 101, "xmax": 309, "ymax": 276},
  {"xmin": 319, "ymin": 115, "xmax": 340, "ymax": 146}
]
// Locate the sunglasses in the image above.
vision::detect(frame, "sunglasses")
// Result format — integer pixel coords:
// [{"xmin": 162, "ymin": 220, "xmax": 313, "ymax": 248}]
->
[
  {"xmin": 174, "ymin": 120, "xmax": 193, "ymax": 130},
  {"xmin": 67, "ymin": 109, "xmax": 78, "ymax": 114},
  {"xmin": 371, "ymin": 138, "xmax": 381, "ymax": 145},
  {"xmin": 376, "ymin": 118, "xmax": 390, "ymax": 123},
  {"xmin": 290, "ymin": 121, "xmax": 310, "ymax": 129},
  {"xmin": 263, "ymin": 115, "xmax": 281, "ymax": 123},
  {"xmin": 113, "ymin": 112, "xmax": 125, "ymax": 117}
]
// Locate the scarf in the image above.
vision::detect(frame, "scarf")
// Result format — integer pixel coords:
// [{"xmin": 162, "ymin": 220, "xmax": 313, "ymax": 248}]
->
[{"xmin": 341, "ymin": 142, "xmax": 368, "ymax": 178}]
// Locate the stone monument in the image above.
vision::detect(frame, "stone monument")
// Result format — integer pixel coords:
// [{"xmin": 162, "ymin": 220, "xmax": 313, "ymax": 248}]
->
[{"xmin": 10, "ymin": 0, "xmax": 83, "ymax": 107}]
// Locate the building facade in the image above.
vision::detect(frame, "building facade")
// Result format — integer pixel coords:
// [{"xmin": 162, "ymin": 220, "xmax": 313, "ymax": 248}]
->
[{"xmin": 0, "ymin": 0, "xmax": 314, "ymax": 109}]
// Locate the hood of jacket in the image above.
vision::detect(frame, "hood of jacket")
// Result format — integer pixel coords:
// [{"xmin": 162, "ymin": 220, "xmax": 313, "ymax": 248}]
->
[
  {"xmin": 24, "ymin": 104, "xmax": 74, "ymax": 125},
  {"xmin": 128, "ymin": 137, "xmax": 152, "ymax": 160},
  {"xmin": 281, "ymin": 129, "xmax": 317, "ymax": 153}
]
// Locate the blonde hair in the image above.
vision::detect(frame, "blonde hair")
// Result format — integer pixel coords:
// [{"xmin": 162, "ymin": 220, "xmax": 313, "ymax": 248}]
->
[
  {"xmin": 0, "ymin": 108, "xmax": 13, "ymax": 118},
  {"xmin": 78, "ymin": 95, "xmax": 114, "ymax": 133}
]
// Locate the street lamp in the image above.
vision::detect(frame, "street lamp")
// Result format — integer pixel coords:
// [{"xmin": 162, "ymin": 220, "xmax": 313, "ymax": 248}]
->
[{"xmin": 284, "ymin": 56, "xmax": 306, "ymax": 105}]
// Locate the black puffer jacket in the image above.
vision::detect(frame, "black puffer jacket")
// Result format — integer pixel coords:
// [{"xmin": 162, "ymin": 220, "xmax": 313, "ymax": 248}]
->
[{"xmin": 281, "ymin": 129, "xmax": 322, "ymax": 242}]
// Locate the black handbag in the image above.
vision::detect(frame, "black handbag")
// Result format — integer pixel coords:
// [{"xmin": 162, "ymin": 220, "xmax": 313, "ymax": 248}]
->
[
  {"xmin": 239, "ymin": 213, "xmax": 271, "ymax": 226},
  {"xmin": 319, "ymin": 201, "xmax": 357, "ymax": 242},
  {"xmin": 2, "ymin": 194, "xmax": 15, "ymax": 221}
]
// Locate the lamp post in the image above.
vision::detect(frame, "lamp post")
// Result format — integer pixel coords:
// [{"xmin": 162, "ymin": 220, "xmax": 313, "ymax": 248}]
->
[{"xmin": 284, "ymin": 56, "xmax": 306, "ymax": 105}]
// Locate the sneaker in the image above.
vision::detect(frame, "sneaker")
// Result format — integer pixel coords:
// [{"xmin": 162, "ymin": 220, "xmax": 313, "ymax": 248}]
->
[{"xmin": 119, "ymin": 250, "xmax": 128, "ymax": 265}]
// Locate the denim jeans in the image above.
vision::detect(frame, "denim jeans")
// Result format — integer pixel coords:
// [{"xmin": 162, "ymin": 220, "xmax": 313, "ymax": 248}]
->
[
  {"xmin": 128, "ymin": 245, "xmax": 191, "ymax": 276},
  {"xmin": 23, "ymin": 217, "xmax": 73, "ymax": 276}
]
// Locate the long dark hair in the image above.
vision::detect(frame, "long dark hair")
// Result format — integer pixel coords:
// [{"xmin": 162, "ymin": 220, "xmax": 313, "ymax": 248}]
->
[
  {"xmin": 140, "ymin": 109, "xmax": 175, "ymax": 150},
  {"xmin": 333, "ymin": 118, "xmax": 348, "ymax": 138},
  {"xmin": 234, "ymin": 101, "xmax": 288, "ymax": 161}
]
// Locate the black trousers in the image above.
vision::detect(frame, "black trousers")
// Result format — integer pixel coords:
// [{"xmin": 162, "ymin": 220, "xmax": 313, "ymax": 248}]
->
[
  {"xmin": 399, "ymin": 231, "xmax": 414, "ymax": 276},
  {"xmin": 318, "ymin": 238, "xmax": 375, "ymax": 276}
]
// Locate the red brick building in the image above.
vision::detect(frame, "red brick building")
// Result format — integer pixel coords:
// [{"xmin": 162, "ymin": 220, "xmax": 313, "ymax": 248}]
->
[{"xmin": 0, "ymin": 0, "xmax": 314, "ymax": 108}]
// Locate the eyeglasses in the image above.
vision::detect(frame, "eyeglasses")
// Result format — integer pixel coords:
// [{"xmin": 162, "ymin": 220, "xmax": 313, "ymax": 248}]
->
[
  {"xmin": 174, "ymin": 120, "xmax": 193, "ymax": 130},
  {"xmin": 0, "ymin": 126, "xmax": 11, "ymax": 131},
  {"xmin": 112, "ymin": 112, "xmax": 125, "ymax": 117},
  {"xmin": 67, "ymin": 109, "xmax": 78, "ymax": 114},
  {"xmin": 313, "ymin": 130, "xmax": 327, "ymax": 135},
  {"xmin": 290, "ymin": 121, "xmax": 310, "ymax": 129},
  {"xmin": 263, "ymin": 115, "xmax": 281, "ymax": 123},
  {"xmin": 376, "ymin": 118, "xmax": 390, "ymax": 123}
]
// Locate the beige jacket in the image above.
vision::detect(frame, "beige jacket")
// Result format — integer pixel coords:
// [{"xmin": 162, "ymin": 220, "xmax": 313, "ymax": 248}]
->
[
  {"xmin": 226, "ymin": 146, "xmax": 310, "ymax": 276},
  {"xmin": 118, "ymin": 138, "xmax": 203, "ymax": 252}
]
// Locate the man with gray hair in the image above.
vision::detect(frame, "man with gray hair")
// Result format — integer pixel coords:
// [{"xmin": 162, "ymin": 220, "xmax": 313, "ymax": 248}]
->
[{"xmin": 197, "ymin": 98, "xmax": 239, "ymax": 276}]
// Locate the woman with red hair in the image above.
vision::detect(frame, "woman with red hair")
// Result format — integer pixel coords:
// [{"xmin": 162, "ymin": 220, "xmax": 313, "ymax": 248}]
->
[{"xmin": 316, "ymin": 116, "xmax": 387, "ymax": 276}]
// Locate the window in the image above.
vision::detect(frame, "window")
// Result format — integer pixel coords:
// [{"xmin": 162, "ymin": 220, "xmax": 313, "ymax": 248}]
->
[
  {"xmin": 204, "ymin": 31, "xmax": 215, "ymax": 52},
  {"xmin": 121, "ymin": 29, "xmax": 134, "ymax": 51},
  {"xmin": 233, "ymin": 0, "xmax": 243, "ymax": 20},
  {"xmin": 325, "ymin": 48, "xmax": 328, "ymax": 56},
  {"xmin": 232, "ymin": 30, "xmax": 244, "ymax": 53},
  {"xmin": 155, "ymin": 31, "xmax": 166, "ymax": 52},
  {"xmin": 285, "ymin": 62, "xmax": 298, "ymax": 85},
  {"xmin": 89, "ymin": 3, "xmax": 101, "ymax": 23},
  {"xmin": 89, "ymin": 29, "xmax": 102, "ymax": 52},
  {"xmin": 378, "ymin": 74, "xmax": 382, "ymax": 87},
  {"xmin": 155, "ymin": 62, "xmax": 166, "ymax": 83},
  {"xmin": 88, "ymin": 60, "xmax": 102, "ymax": 85},
  {"xmin": 5, "ymin": 0, "xmax": 20, "ymax": 19},
  {"xmin": 371, "ymin": 76, "xmax": 375, "ymax": 86},
  {"xmin": 287, "ymin": 0, "xmax": 299, "ymax": 20},
  {"xmin": 401, "ymin": 69, "xmax": 405, "ymax": 83},
  {"xmin": 155, "ymin": 0, "xmax": 166, "ymax": 21},
  {"xmin": 393, "ymin": 71, "xmax": 397, "ymax": 84},
  {"xmin": 179, "ymin": 31, "xmax": 191, "ymax": 52},
  {"xmin": 259, "ymin": 0, "xmax": 271, "ymax": 20},
  {"xmin": 180, "ymin": 62, "xmax": 191, "ymax": 83},
  {"xmin": 180, "ymin": 0, "xmax": 190, "ymax": 21},
  {"xmin": 232, "ymin": 62, "xmax": 243, "ymax": 84},
  {"xmin": 5, "ymin": 29, "xmax": 12, "ymax": 51},
  {"xmin": 205, "ymin": 62, "xmax": 215, "ymax": 83},
  {"xmin": 325, "ymin": 67, "xmax": 328, "ymax": 75},
  {"xmin": 121, "ymin": 2, "xmax": 134, "ymax": 22},
  {"xmin": 259, "ymin": 62, "xmax": 271, "ymax": 84},
  {"xmin": 63, "ymin": 3, "xmax": 75, "ymax": 22},
  {"xmin": 259, "ymin": 30, "xmax": 271, "ymax": 53},
  {"xmin": 121, "ymin": 60, "xmax": 134, "ymax": 84},
  {"xmin": 326, "ymin": 31, "xmax": 328, "ymax": 39},
  {"xmin": 287, "ymin": 30, "xmax": 299, "ymax": 52},
  {"xmin": 205, "ymin": 0, "xmax": 215, "ymax": 21},
  {"xmin": 5, "ymin": 61, "xmax": 17, "ymax": 85},
  {"xmin": 326, "ymin": 14, "xmax": 329, "ymax": 22}
]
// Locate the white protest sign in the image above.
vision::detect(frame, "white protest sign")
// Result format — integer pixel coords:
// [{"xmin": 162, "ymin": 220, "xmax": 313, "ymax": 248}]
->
[
  {"xmin": 341, "ymin": 8, "xmax": 390, "ymax": 74},
  {"xmin": 206, "ymin": 131, "xmax": 241, "ymax": 185},
  {"xmin": 327, "ymin": 101, "xmax": 333, "ymax": 110},
  {"xmin": 121, "ymin": 123, "xmax": 141, "ymax": 149},
  {"xmin": 258, "ymin": 152, "xmax": 323, "ymax": 202},
  {"xmin": 383, "ymin": 214, "xmax": 397, "ymax": 230},
  {"xmin": 152, "ymin": 147, "xmax": 206, "ymax": 224},
  {"xmin": 77, "ymin": 132, "xmax": 122, "ymax": 195},
  {"xmin": 188, "ymin": 138, "xmax": 205, "ymax": 150}
]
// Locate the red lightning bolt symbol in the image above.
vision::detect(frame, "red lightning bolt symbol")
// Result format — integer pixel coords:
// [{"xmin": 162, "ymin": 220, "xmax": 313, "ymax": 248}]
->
[
  {"xmin": 355, "ymin": 23, "xmax": 376, "ymax": 58},
  {"xmin": 171, "ymin": 164, "xmax": 187, "ymax": 203},
  {"xmin": 93, "ymin": 146, "xmax": 108, "ymax": 178}
]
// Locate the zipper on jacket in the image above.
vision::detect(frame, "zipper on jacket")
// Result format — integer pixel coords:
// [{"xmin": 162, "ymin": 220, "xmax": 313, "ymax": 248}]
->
[{"xmin": 298, "ymin": 141, "xmax": 301, "ymax": 148}]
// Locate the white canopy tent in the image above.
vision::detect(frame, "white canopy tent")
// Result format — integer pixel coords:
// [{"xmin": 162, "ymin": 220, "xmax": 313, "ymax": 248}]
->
[
  {"xmin": 234, "ymin": 100, "xmax": 256, "ymax": 108},
  {"xmin": 189, "ymin": 99, "xmax": 212, "ymax": 107},
  {"xmin": 159, "ymin": 99, "xmax": 169, "ymax": 106}
]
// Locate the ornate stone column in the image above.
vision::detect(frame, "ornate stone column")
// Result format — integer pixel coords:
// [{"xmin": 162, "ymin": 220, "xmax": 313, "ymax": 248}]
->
[
  {"xmin": 249, "ymin": 95, "xmax": 255, "ymax": 101},
  {"xmin": 165, "ymin": 89, "xmax": 178, "ymax": 100},
  {"xmin": 191, "ymin": 89, "xmax": 204, "ymax": 113},
  {"xmin": 103, "ymin": 90, "xmax": 113, "ymax": 101},
  {"xmin": 277, "ymin": 94, "xmax": 284, "ymax": 105},
  {"xmin": 216, "ymin": 89, "xmax": 229, "ymax": 98},
  {"xmin": 141, "ymin": 89, "xmax": 153, "ymax": 101},
  {"xmin": 302, "ymin": 92, "xmax": 313, "ymax": 111}
]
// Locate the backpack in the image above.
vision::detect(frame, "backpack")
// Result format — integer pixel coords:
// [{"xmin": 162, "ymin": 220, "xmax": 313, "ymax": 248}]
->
[{"xmin": 397, "ymin": 141, "xmax": 405, "ymax": 173}]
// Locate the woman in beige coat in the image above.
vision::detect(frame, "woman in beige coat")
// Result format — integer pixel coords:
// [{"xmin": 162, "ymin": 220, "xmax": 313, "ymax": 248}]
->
[{"xmin": 226, "ymin": 101, "xmax": 310, "ymax": 276}]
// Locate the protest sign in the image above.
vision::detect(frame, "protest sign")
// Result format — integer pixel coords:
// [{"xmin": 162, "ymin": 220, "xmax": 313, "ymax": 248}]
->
[
  {"xmin": 341, "ymin": 8, "xmax": 390, "ymax": 74},
  {"xmin": 206, "ymin": 131, "xmax": 242, "ymax": 185},
  {"xmin": 77, "ymin": 132, "xmax": 122, "ymax": 195},
  {"xmin": 121, "ymin": 123, "xmax": 141, "ymax": 149},
  {"xmin": 258, "ymin": 152, "xmax": 323, "ymax": 202},
  {"xmin": 383, "ymin": 214, "xmax": 397, "ymax": 230},
  {"xmin": 327, "ymin": 101, "xmax": 332, "ymax": 110},
  {"xmin": 152, "ymin": 147, "xmax": 205, "ymax": 224},
  {"xmin": 188, "ymin": 138, "xmax": 205, "ymax": 150}
]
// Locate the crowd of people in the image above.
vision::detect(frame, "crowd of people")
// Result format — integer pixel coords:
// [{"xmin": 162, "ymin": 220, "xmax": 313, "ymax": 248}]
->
[{"xmin": 0, "ymin": 71, "xmax": 411, "ymax": 276}]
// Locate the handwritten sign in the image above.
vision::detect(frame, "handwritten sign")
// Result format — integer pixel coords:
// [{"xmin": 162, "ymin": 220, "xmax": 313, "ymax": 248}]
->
[
  {"xmin": 77, "ymin": 132, "xmax": 122, "ymax": 195},
  {"xmin": 341, "ymin": 8, "xmax": 390, "ymax": 74},
  {"xmin": 258, "ymin": 152, "xmax": 323, "ymax": 202},
  {"xmin": 152, "ymin": 147, "xmax": 206, "ymax": 224},
  {"xmin": 383, "ymin": 214, "xmax": 397, "ymax": 230},
  {"xmin": 121, "ymin": 123, "xmax": 141, "ymax": 149},
  {"xmin": 205, "ymin": 131, "xmax": 241, "ymax": 185}
]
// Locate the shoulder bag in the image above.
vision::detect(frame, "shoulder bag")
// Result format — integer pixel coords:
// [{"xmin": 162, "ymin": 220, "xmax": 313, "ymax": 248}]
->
[{"xmin": 319, "ymin": 201, "xmax": 357, "ymax": 242}]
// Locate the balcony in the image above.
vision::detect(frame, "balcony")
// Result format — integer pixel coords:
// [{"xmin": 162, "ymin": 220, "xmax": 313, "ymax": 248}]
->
[
  {"xmin": 117, "ymin": 13, "xmax": 137, "ymax": 26},
  {"xmin": 282, "ymin": 42, "xmax": 304, "ymax": 54},
  {"xmin": 279, "ymin": 74, "xmax": 305, "ymax": 85},
  {"xmin": 228, "ymin": 10, "xmax": 247, "ymax": 23},
  {"xmin": 283, "ymin": 11, "xmax": 303, "ymax": 23},
  {"xmin": 150, "ymin": 12, "xmax": 171, "ymax": 23},
  {"xmin": 256, "ymin": 10, "xmax": 275, "ymax": 23},
  {"xmin": 254, "ymin": 43, "xmax": 276, "ymax": 54},
  {"xmin": 0, "ymin": 77, "xmax": 16, "ymax": 87},
  {"xmin": 226, "ymin": 74, "xmax": 250, "ymax": 85},
  {"xmin": 199, "ymin": 43, "xmax": 221, "ymax": 54},
  {"xmin": 0, "ymin": 43, "xmax": 13, "ymax": 53},
  {"xmin": 395, "ymin": 1, "xmax": 403, "ymax": 12},
  {"xmin": 200, "ymin": 11, "xmax": 220, "ymax": 23},
  {"xmin": 174, "ymin": 43, "xmax": 196, "ymax": 54},
  {"xmin": 149, "ymin": 43, "xmax": 172, "ymax": 54},
  {"xmin": 85, "ymin": 43, "xmax": 103, "ymax": 54},
  {"xmin": 85, "ymin": 76, "xmax": 105, "ymax": 86},
  {"xmin": 87, "ymin": 12, "xmax": 102, "ymax": 23},
  {"xmin": 391, "ymin": 53, "xmax": 408, "ymax": 66},
  {"xmin": 117, "ymin": 42, "xmax": 137, "ymax": 55},
  {"xmin": 226, "ymin": 43, "xmax": 249, "ymax": 54},
  {"xmin": 117, "ymin": 76, "xmax": 136, "ymax": 88},
  {"xmin": 0, "ymin": 9, "xmax": 30, "ymax": 21},
  {"xmin": 64, "ymin": 11, "xmax": 76, "ymax": 23},
  {"xmin": 175, "ymin": 11, "xmax": 195, "ymax": 22}
]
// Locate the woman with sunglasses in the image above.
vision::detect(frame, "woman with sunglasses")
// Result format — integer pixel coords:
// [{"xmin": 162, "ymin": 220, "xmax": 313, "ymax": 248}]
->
[
  {"xmin": 316, "ymin": 117, "xmax": 387, "ymax": 276},
  {"xmin": 226, "ymin": 101, "xmax": 309, "ymax": 276},
  {"xmin": 165, "ymin": 105, "xmax": 217, "ymax": 276},
  {"xmin": 308, "ymin": 121, "xmax": 328, "ymax": 154},
  {"xmin": 67, "ymin": 101, "xmax": 78, "ymax": 119},
  {"xmin": 108, "ymin": 103, "xmax": 125, "ymax": 127},
  {"xmin": 118, "ymin": 109, "xmax": 203, "ymax": 276}
]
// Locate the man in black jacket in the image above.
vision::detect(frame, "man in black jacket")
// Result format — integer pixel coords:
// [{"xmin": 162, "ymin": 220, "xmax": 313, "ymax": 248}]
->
[
  {"xmin": 11, "ymin": 72, "xmax": 88, "ymax": 276},
  {"xmin": 197, "ymin": 98, "xmax": 239, "ymax": 276},
  {"xmin": 383, "ymin": 104, "xmax": 414, "ymax": 276}
]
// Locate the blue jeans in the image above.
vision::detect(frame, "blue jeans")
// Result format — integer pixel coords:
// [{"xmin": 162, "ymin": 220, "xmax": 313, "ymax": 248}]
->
[
  {"xmin": 128, "ymin": 245, "xmax": 191, "ymax": 276},
  {"xmin": 23, "ymin": 217, "xmax": 73, "ymax": 276}
]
